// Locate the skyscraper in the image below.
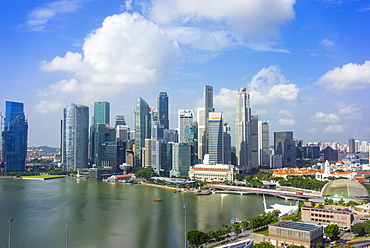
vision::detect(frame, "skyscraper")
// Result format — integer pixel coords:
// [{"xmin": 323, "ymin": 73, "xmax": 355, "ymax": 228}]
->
[
  {"xmin": 258, "ymin": 121, "xmax": 270, "ymax": 167},
  {"xmin": 236, "ymin": 88, "xmax": 251, "ymax": 169},
  {"xmin": 158, "ymin": 92, "xmax": 169, "ymax": 129},
  {"xmin": 94, "ymin": 101, "xmax": 110, "ymax": 125},
  {"xmin": 135, "ymin": 97, "xmax": 151, "ymax": 167},
  {"xmin": 3, "ymin": 101, "xmax": 28, "ymax": 172},
  {"xmin": 151, "ymin": 121, "xmax": 165, "ymax": 172},
  {"xmin": 274, "ymin": 131, "xmax": 296, "ymax": 167},
  {"xmin": 198, "ymin": 85, "xmax": 214, "ymax": 162},
  {"xmin": 178, "ymin": 109, "xmax": 194, "ymax": 142},
  {"xmin": 250, "ymin": 115, "xmax": 259, "ymax": 169},
  {"xmin": 208, "ymin": 112, "xmax": 224, "ymax": 164},
  {"xmin": 348, "ymin": 138, "xmax": 355, "ymax": 153},
  {"xmin": 184, "ymin": 121, "xmax": 198, "ymax": 166},
  {"xmin": 223, "ymin": 122, "xmax": 231, "ymax": 165},
  {"xmin": 115, "ymin": 115, "xmax": 126, "ymax": 126},
  {"xmin": 62, "ymin": 103, "xmax": 89, "ymax": 170}
]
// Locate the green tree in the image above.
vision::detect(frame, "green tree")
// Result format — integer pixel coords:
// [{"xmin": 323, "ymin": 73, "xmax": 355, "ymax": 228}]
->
[
  {"xmin": 352, "ymin": 222, "xmax": 366, "ymax": 236},
  {"xmin": 315, "ymin": 242, "xmax": 324, "ymax": 248},
  {"xmin": 187, "ymin": 230, "xmax": 209, "ymax": 247},
  {"xmin": 324, "ymin": 224, "xmax": 339, "ymax": 240},
  {"xmin": 286, "ymin": 246, "xmax": 305, "ymax": 248},
  {"xmin": 253, "ymin": 242, "xmax": 275, "ymax": 248}
]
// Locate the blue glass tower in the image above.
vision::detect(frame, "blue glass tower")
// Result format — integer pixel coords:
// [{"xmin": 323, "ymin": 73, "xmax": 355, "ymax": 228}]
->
[
  {"xmin": 135, "ymin": 97, "xmax": 151, "ymax": 167},
  {"xmin": 157, "ymin": 92, "xmax": 169, "ymax": 129},
  {"xmin": 3, "ymin": 101, "xmax": 28, "ymax": 172}
]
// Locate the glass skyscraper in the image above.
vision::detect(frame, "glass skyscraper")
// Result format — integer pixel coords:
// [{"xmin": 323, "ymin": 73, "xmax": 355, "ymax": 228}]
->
[
  {"xmin": 236, "ymin": 87, "xmax": 251, "ymax": 169},
  {"xmin": 94, "ymin": 101, "xmax": 110, "ymax": 125},
  {"xmin": 178, "ymin": 109, "xmax": 194, "ymax": 142},
  {"xmin": 158, "ymin": 92, "xmax": 169, "ymax": 129},
  {"xmin": 62, "ymin": 103, "xmax": 89, "ymax": 170},
  {"xmin": 3, "ymin": 101, "xmax": 28, "ymax": 172},
  {"xmin": 208, "ymin": 112, "xmax": 224, "ymax": 164},
  {"xmin": 135, "ymin": 97, "xmax": 151, "ymax": 167}
]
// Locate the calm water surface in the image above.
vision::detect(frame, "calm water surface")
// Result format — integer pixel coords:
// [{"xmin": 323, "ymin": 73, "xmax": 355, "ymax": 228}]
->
[{"xmin": 0, "ymin": 178, "xmax": 292, "ymax": 248}]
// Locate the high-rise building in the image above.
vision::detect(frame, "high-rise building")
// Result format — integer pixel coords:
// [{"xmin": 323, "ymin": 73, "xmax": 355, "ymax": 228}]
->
[
  {"xmin": 198, "ymin": 84, "xmax": 214, "ymax": 162},
  {"xmin": 62, "ymin": 103, "xmax": 89, "ymax": 170},
  {"xmin": 178, "ymin": 109, "xmax": 194, "ymax": 142},
  {"xmin": 208, "ymin": 112, "xmax": 224, "ymax": 164},
  {"xmin": 258, "ymin": 121, "xmax": 270, "ymax": 167},
  {"xmin": 135, "ymin": 97, "xmax": 151, "ymax": 167},
  {"xmin": 223, "ymin": 122, "xmax": 231, "ymax": 165},
  {"xmin": 348, "ymin": 138, "xmax": 355, "ymax": 153},
  {"xmin": 115, "ymin": 115, "xmax": 126, "ymax": 126},
  {"xmin": 235, "ymin": 88, "xmax": 251, "ymax": 169},
  {"xmin": 94, "ymin": 101, "xmax": 110, "ymax": 125},
  {"xmin": 151, "ymin": 121, "xmax": 165, "ymax": 172},
  {"xmin": 158, "ymin": 92, "xmax": 169, "ymax": 129},
  {"xmin": 3, "ymin": 101, "xmax": 28, "ymax": 172},
  {"xmin": 185, "ymin": 121, "xmax": 198, "ymax": 166},
  {"xmin": 116, "ymin": 125, "xmax": 130, "ymax": 141},
  {"xmin": 170, "ymin": 142, "xmax": 191, "ymax": 177},
  {"xmin": 250, "ymin": 115, "xmax": 259, "ymax": 169},
  {"xmin": 274, "ymin": 131, "xmax": 296, "ymax": 167},
  {"xmin": 164, "ymin": 129, "xmax": 178, "ymax": 143},
  {"xmin": 355, "ymin": 140, "xmax": 360, "ymax": 153}
]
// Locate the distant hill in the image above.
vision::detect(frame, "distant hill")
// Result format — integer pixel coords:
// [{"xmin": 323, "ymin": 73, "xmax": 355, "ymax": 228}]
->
[{"xmin": 28, "ymin": 146, "xmax": 59, "ymax": 154}]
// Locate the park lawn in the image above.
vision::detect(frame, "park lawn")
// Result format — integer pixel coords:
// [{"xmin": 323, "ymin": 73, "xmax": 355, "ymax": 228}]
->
[{"xmin": 253, "ymin": 227, "xmax": 269, "ymax": 235}]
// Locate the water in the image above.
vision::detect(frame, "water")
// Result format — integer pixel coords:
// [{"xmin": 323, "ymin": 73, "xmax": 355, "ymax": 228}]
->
[{"xmin": 0, "ymin": 178, "xmax": 292, "ymax": 247}]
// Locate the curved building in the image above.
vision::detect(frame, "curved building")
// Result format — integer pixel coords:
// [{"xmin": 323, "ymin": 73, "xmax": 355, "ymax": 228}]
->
[{"xmin": 321, "ymin": 179, "xmax": 370, "ymax": 203}]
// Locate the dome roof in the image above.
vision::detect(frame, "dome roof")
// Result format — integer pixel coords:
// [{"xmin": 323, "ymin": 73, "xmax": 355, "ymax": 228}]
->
[{"xmin": 321, "ymin": 179, "xmax": 369, "ymax": 198}]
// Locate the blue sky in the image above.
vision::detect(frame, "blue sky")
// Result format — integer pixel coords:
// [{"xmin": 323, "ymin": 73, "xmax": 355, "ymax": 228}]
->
[{"xmin": 1, "ymin": 0, "xmax": 370, "ymax": 147}]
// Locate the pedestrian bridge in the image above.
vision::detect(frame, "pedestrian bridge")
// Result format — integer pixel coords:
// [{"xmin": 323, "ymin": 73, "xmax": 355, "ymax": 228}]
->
[{"xmin": 208, "ymin": 184, "xmax": 321, "ymax": 200}]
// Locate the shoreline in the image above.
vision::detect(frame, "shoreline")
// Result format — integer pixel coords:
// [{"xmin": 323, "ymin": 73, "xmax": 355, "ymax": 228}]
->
[{"xmin": 140, "ymin": 181, "xmax": 195, "ymax": 193}]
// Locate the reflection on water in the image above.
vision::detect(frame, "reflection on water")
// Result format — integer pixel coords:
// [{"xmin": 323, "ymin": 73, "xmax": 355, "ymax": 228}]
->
[{"xmin": 0, "ymin": 178, "xmax": 293, "ymax": 247}]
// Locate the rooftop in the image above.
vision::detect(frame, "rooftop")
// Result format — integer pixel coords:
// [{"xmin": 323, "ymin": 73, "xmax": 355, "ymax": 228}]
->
[{"xmin": 277, "ymin": 221, "xmax": 321, "ymax": 232}]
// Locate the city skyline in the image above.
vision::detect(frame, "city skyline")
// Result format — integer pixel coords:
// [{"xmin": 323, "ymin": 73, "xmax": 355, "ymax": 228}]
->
[{"xmin": 1, "ymin": 0, "xmax": 370, "ymax": 147}]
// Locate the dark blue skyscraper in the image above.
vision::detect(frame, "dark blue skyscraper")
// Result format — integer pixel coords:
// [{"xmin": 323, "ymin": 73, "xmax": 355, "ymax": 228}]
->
[
  {"xmin": 3, "ymin": 101, "xmax": 28, "ymax": 172},
  {"xmin": 135, "ymin": 97, "xmax": 151, "ymax": 167},
  {"xmin": 158, "ymin": 92, "xmax": 169, "ymax": 129}
]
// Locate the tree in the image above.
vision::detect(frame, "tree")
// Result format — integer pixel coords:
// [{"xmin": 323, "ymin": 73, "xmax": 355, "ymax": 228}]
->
[
  {"xmin": 187, "ymin": 230, "xmax": 209, "ymax": 247},
  {"xmin": 324, "ymin": 224, "xmax": 339, "ymax": 240},
  {"xmin": 352, "ymin": 222, "xmax": 366, "ymax": 236},
  {"xmin": 253, "ymin": 242, "xmax": 275, "ymax": 248},
  {"xmin": 315, "ymin": 242, "xmax": 324, "ymax": 248},
  {"xmin": 286, "ymin": 246, "xmax": 305, "ymax": 248}
]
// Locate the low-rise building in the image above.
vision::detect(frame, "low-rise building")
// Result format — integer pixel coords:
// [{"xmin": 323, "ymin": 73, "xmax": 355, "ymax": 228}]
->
[
  {"xmin": 267, "ymin": 221, "xmax": 324, "ymax": 248},
  {"xmin": 188, "ymin": 163, "xmax": 235, "ymax": 182},
  {"xmin": 301, "ymin": 206, "xmax": 353, "ymax": 229}
]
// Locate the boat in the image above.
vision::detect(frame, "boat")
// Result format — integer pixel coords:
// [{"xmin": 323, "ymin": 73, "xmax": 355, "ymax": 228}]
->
[
  {"xmin": 153, "ymin": 199, "xmax": 162, "ymax": 202},
  {"xmin": 195, "ymin": 190, "xmax": 212, "ymax": 195}
]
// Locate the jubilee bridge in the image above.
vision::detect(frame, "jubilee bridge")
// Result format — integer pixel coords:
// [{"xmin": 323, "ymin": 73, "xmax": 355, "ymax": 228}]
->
[{"xmin": 208, "ymin": 184, "xmax": 321, "ymax": 200}]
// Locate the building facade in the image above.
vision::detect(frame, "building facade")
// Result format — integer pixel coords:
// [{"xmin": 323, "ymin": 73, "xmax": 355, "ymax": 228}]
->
[
  {"xmin": 94, "ymin": 101, "xmax": 110, "ymax": 125},
  {"xmin": 158, "ymin": 92, "xmax": 169, "ymax": 129},
  {"xmin": 135, "ymin": 97, "xmax": 151, "ymax": 167},
  {"xmin": 3, "ymin": 101, "xmax": 28, "ymax": 172},
  {"xmin": 258, "ymin": 121, "xmax": 270, "ymax": 167},
  {"xmin": 208, "ymin": 112, "xmax": 224, "ymax": 164},
  {"xmin": 274, "ymin": 131, "xmax": 296, "ymax": 167},
  {"xmin": 198, "ymin": 85, "xmax": 213, "ymax": 163},
  {"xmin": 178, "ymin": 109, "xmax": 194, "ymax": 142},
  {"xmin": 188, "ymin": 163, "xmax": 235, "ymax": 182}
]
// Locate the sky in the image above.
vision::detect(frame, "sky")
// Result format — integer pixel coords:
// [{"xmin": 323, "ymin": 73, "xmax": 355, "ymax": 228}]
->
[{"xmin": 1, "ymin": 0, "xmax": 370, "ymax": 148}]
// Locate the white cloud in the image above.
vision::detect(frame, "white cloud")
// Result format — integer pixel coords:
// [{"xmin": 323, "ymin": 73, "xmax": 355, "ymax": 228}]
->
[
  {"xmin": 35, "ymin": 100, "xmax": 64, "ymax": 114},
  {"xmin": 324, "ymin": 124, "xmax": 344, "ymax": 133},
  {"xmin": 248, "ymin": 66, "xmax": 300, "ymax": 105},
  {"xmin": 278, "ymin": 118, "xmax": 297, "ymax": 126},
  {"xmin": 145, "ymin": 0, "xmax": 296, "ymax": 51},
  {"xmin": 279, "ymin": 110, "xmax": 293, "ymax": 117},
  {"xmin": 213, "ymin": 88, "xmax": 238, "ymax": 109},
  {"xmin": 312, "ymin": 111, "xmax": 339, "ymax": 123},
  {"xmin": 40, "ymin": 12, "xmax": 181, "ymax": 100},
  {"xmin": 317, "ymin": 61, "xmax": 370, "ymax": 93},
  {"xmin": 320, "ymin": 38, "xmax": 334, "ymax": 48},
  {"xmin": 26, "ymin": 0, "xmax": 82, "ymax": 31},
  {"xmin": 308, "ymin": 127, "xmax": 319, "ymax": 133},
  {"xmin": 338, "ymin": 103, "xmax": 362, "ymax": 119}
]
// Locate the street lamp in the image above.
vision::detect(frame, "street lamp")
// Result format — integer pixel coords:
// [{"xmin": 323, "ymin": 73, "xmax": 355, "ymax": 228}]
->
[
  {"xmin": 181, "ymin": 198, "xmax": 187, "ymax": 248},
  {"xmin": 8, "ymin": 218, "xmax": 14, "ymax": 248}
]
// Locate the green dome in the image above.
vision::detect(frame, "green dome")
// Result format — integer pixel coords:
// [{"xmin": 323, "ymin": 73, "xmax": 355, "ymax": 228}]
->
[{"xmin": 321, "ymin": 179, "xmax": 369, "ymax": 203}]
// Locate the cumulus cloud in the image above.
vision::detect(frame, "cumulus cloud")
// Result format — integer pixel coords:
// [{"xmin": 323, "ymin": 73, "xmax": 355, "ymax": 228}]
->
[
  {"xmin": 312, "ymin": 111, "xmax": 340, "ymax": 123},
  {"xmin": 213, "ymin": 88, "xmax": 238, "ymax": 109},
  {"xmin": 278, "ymin": 118, "xmax": 297, "ymax": 126},
  {"xmin": 40, "ymin": 12, "xmax": 181, "ymax": 100},
  {"xmin": 324, "ymin": 124, "xmax": 344, "ymax": 133},
  {"xmin": 145, "ymin": 0, "xmax": 296, "ymax": 51},
  {"xmin": 279, "ymin": 110, "xmax": 293, "ymax": 117},
  {"xmin": 317, "ymin": 61, "xmax": 370, "ymax": 93},
  {"xmin": 35, "ymin": 100, "xmax": 64, "ymax": 114},
  {"xmin": 320, "ymin": 38, "xmax": 334, "ymax": 48},
  {"xmin": 338, "ymin": 103, "xmax": 363, "ymax": 119},
  {"xmin": 248, "ymin": 66, "xmax": 300, "ymax": 105},
  {"xmin": 25, "ymin": 0, "xmax": 83, "ymax": 31}
]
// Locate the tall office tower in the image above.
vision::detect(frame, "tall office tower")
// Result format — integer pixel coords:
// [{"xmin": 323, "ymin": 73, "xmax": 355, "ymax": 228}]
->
[
  {"xmin": 160, "ymin": 142, "xmax": 173, "ymax": 176},
  {"xmin": 150, "ymin": 108, "xmax": 158, "ymax": 122},
  {"xmin": 116, "ymin": 125, "xmax": 130, "ymax": 141},
  {"xmin": 208, "ymin": 112, "xmax": 224, "ymax": 164},
  {"xmin": 3, "ymin": 101, "xmax": 28, "ymax": 172},
  {"xmin": 223, "ymin": 122, "xmax": 231, "ymax": 164},
  {"xmin": 361, "ymin": 141, "xmax": 368, "ymax": 153},
  {"xmin": 158, "ymin": 92, "xmax": 169, "ymax": 129},
  {"xmin": 164, "ymin": 129, "xmax": 178, "ymax": 143},
  {"xmin": 355, "ymin": 140, "xmax": 360, "ymax": 153},
  {"xmin": 115, "ymin": 115, "xmax": 126, "ymax": 126},
  {"xmin": 250, "ymin": 115, "xmax": 259, "ymax": 169},
  {"xmin": 235, "ymin": 88, "xmax": 251, "ymax": 169},
  {"xmin": 144, "ymin": 138, "xmax": 152, "ymax": 167},
  {"xmin": 184, "ymin": 121, "xmax": 198, "ymax": 166},
  {"xmin": 348, "ymin": 138, "xmax": 355, "ymax": 153},
  {"xmin": 94, "ymin": 101, "xmax": 110, "ymax": 125},
  {"xmin": 135, "ymin": 97, "xmax": 151, "ymax": 167},
  {"xmin": 274, "ymin": 131, "xmax": 296, "ymax": 167},
  {"xmin": 99, "ymin": 141, "xmax": 126, "ymax": 171},
  {"xmin": 198, "ymin": 85, "xmax": 214, "ymax": 162},
  {"xmin": 258, "ymin": 121, "xmax": 270, "ymax": 167},
  {"xmin": 91, "ymin": 124, "xmax": 116, "ymax": 167},
  {"xmin": 62, "ymin": 103, "xmax": 89, "ymax": 170},
  {"xmin": 178, "ymin": 109, "xmax": 194, "ymax": 142},
  {"xmin": 170, "ymin": 142, "xmax": 191, "ymax": 177},
  {"xmin": 151, "ymin": 121, "xmax": 165, "ymax": 172}
]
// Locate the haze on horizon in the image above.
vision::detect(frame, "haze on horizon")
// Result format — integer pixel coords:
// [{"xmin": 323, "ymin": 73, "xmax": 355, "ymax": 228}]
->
[{"xmin": 1, "ymin": 0, "xmax": 370, "ymax": 147}]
